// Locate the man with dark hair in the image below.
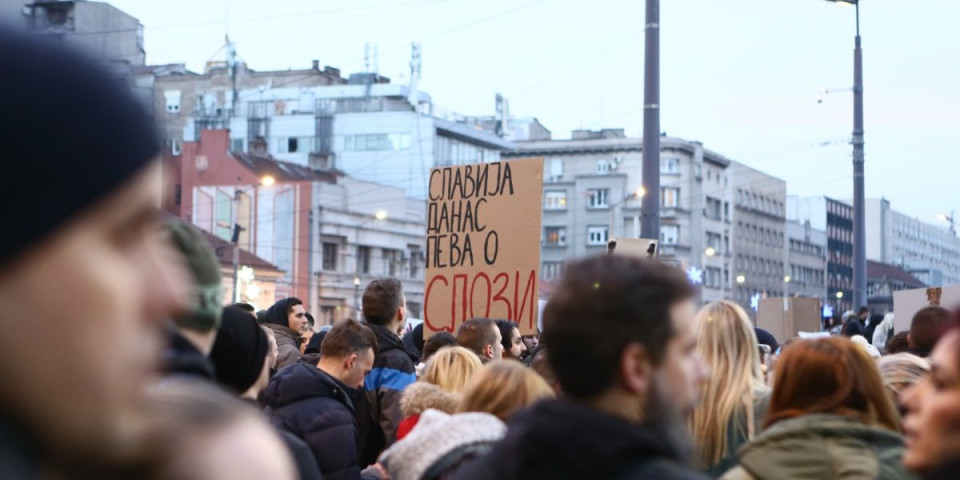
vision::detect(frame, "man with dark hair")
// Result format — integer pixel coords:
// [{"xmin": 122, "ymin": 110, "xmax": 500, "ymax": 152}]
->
[
  {"xmin": 457, "ymin": 318, "xmax": 503, "ymax": 363},
  {"xmin": 909, "ymin": 306, "xmax": 952, "ymax": 357},
  {"xmin": 265, "ymin": 319, "xmax": 380, "ymax": 480},
  {"xmin": 263, "ymin": 297, "xmax": 308, "ymax": 369},
  {"xmin": 358, "ymin": 278, "xmax": 418, "ymax": 464},
  {"xmin": 452, "ymin": 255, "xmax": 709, "ymax": 480},
  {"xmin": 0, "ymin": 29, "xmax": 189, "ymax": 477}
]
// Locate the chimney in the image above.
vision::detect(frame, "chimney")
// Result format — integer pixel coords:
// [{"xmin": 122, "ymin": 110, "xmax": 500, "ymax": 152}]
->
[{"xmin": 312, "ymin": 59, "xmax": 319, "ymax": 70}]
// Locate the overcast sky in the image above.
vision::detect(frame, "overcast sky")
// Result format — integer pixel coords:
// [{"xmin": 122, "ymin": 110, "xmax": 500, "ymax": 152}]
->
[{"xmin": 108, "ymin": 0, "xmax": 959, "ymax": 227}]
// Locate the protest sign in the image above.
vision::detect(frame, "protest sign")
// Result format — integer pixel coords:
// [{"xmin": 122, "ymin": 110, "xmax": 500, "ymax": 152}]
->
[
  {"xmin": 423, "ymin": 158, "xmax": 543, "ymax": 337},
  {"xmin": 757, "ymin": 297, "xmax": 822, "ymax": 344},
  {"xmin": 608, "ymin": 237, "xmax": 658, "ymax": 258},
  {"xmin": 893, "ymin": 285, "xmax": 960, "ymax": 333}
]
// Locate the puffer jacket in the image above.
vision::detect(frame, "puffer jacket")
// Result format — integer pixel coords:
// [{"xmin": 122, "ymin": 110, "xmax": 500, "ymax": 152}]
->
[
  {"xmin": 396, "ymin": 382, "xmax": 460, "ymax": 441},
  {"xmin": 264, "ymin": 362, "xmax": 361, "ymax": 480},
  {"xmin": 720, "ymin": 414, "xmax": 918, "ymax": 480},
  {"xmin": 357, "ymin": 324, "xmax": 418, "ymax": 464}
]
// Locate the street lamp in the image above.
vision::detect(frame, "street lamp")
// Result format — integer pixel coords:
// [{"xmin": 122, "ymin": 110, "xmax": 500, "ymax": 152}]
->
[
  {"xmin": 937, "ymin": 211, "xmax": 956, "ymax": 235},
  {"xmin": 736, "ymin": 275, "xmax": 746, "ymax": 284},
  {"xmin": 353, "ymin": 210, "xmax": 389, "ymax": 317},
  {"xmin": 705, "ymin": 247, "xmax": 717, "ymax": 257},
  {"xmin": 260, "ymin": 175, "xmax": 276, "ymax": 187},
  {"xmin": 823, "ymin": 0, "xmax": 866, "ymax": 311}
]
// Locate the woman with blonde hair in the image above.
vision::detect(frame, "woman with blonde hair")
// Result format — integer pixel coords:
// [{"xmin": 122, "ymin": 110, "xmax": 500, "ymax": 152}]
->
[
  {"xmin": 459, "ymin": 360, "xmax": 555, "ymax": 421},
  {"xmin": 396, "ymin": 346, "xmax": 482, "ymax": 440},
  {"xmin": 721, "ymin": 337, "xmax": 911, "ymax": 480},
  {"xmin": 690, "ymin": 301, "xmax": 770, "ymax": 477},
  {"xmin": 378, "ymin": 361, "xmax": 554, "ymax": 480}
]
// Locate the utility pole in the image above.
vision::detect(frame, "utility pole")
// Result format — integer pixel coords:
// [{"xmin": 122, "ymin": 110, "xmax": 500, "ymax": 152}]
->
[
  {"xmin": 640, "ymin": 0, "xmax": 660, "ymax": 242},
  {"xmin": 851, "ymin": 0, "xmax": 866, "ymax": 310}
]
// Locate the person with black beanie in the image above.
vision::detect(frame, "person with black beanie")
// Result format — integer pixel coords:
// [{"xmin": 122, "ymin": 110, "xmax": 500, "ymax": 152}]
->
[
  {"xmin": 210, "ymin": 307, "xmax": 323, "ymax": 480},
  {"xmin": 0, "ymin": 28, "xmax": 190, "ymax": 478}
]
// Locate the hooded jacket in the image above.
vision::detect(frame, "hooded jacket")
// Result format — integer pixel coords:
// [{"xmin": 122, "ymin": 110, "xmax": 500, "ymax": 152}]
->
[
  {"xmin": 450, "ymin": 398, "xmax": 709, "ymax": 480},
  {"xmin": 357, "ymin": 324, "xmax": 418, "ymax": 464},
  {"xmin": 396, "ymin": 382, "xmax": 460, "ymax": 441},
  {"xmin": 264, "ymin": 299, "xmax": 304, "ymax": 370},
  {"xmin": 719, "ymin": 414, "xmax": 917, "ymax": 480},
  {"xmin": 264, "ymin": 362, "xmax": 361, "ymax": 480}
]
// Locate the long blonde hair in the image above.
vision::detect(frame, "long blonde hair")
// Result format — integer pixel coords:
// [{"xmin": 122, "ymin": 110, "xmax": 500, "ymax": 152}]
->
[
  {"xmin": 458, "ymin": 361, "xmax": 555, "ymax": 421},
  {"xmin": 691, "ymin": 301, "xmax": 768, "ymax": 468},
  {"xmin": 421, "ymin": 346, "xmax": 483, "ymax": 393}
]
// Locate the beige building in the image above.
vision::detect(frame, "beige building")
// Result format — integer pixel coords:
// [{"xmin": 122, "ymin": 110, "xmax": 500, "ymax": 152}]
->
[{"xmin": 730, "ymin": 162, "xmax": 788, "ymax": 313}]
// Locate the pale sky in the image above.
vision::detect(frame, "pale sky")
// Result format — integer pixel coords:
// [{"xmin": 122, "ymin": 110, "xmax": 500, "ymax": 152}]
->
[{"xmin": 109, "ymin": 0, "xmax": 959, "ymax": 228}]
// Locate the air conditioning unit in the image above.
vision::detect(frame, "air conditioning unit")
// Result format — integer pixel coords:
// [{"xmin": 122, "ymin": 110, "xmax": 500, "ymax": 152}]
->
[{"xmin": 613, "ymin": 155, "xmax": 623, "ymax": 164}]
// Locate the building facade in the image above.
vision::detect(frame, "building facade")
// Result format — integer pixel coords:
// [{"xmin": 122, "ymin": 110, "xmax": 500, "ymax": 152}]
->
[
  {"xmin": 787, "ymin": 196, "xmax": 855, "ymax": 312},
  {"xmin": 171, "ymin": 129, "xmax": 426, "ymax": 324},
  {"xmin": 786, "ymin": 221, "xmax": 828, "ymax": 302},
  {"xmin": 730, "ymin": 162, "xmax": 788, "ymax": 313},
  {"xmin": 507, "ymin": 130, "xmax": 747, "ymax": 308},
  {"xmin": 867, "ymin": 260, "xmax": 926, "ymax": 314},
  {"xmin": 21, "ymin": 0, "xmax": 145, "ymax": 67},
  {"xmin": 176, "ymin": 77, "xmax": 514, "ymax": 199},
  {"xmin": 863, "ymin": 198, "xmax": 960, "ymax": 286}
]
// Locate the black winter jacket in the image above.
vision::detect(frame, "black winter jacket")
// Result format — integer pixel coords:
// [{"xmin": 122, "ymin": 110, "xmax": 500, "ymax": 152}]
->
[
  {"xmin": 264, "ymin": 363, "xmax": 362, "ymax": 480},
  {"xmin": 0, "ymin": 415, "xmax": 40, "ymax": 480},
  {"xmin": 357, "ymin": 324, "xmax": 417, "ymax": 465},
  {"xmin": 450, "ymin": 398, "xmax": 709, "ymax": 480}
]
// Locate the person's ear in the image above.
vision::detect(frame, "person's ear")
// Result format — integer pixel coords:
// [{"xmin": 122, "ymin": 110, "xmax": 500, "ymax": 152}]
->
[
  {"xmin": 397, "ymin": 305, "xmax": 405, "ymax": 323},
  {"xmin": 620, "ymin": 343, "xmax": 652, "ymax": 395},
  {"xmin": 345, "ymin": 353, "xmax": 357, "ymax": 371},
  {"xmin": 484, "ymin": 344, "xmax": 494, "ymax": 359}
]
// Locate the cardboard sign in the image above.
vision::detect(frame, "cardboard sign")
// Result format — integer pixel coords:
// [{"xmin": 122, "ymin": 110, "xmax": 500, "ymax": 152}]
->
[
  {"xmin": 893, "ymin": 285, "xmax": 960, "ymax": 334},
  {"xmin": 757, "ymin": 297, "xmax": 822, "ymax": 344},
  {"xmin": 608, "ymin": 237, "xmax": 658, "ymax": 258},
  {"xmin": 423, "ymin": 158, "xmax": 543, "ymax": 337}
]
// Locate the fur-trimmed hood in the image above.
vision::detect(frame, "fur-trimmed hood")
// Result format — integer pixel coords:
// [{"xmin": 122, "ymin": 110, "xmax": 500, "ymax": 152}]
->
[{"xmin": 400, "ymin": 381, "xmax": 460, "ymax": 417}]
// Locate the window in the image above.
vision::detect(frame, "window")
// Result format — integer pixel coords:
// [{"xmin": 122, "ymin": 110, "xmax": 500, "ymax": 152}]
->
[
  {"xmin": 705, "ymin": 196, "xmax": 722, "ymax": 219},
  {"xmin": 661, "ymin": 225, "xmax": 679, "ymax": 245},
  {"xmin": 358, "ymin": 246, "xmax": 371, "ymax": 274},
  {"xmin": 705, "ymin": 267, "xmax": 722, "ymax": 288},
  {"xmin": 408, "ymin": 246, "xmax": 422, "ymax": 279},
  {"xmin": 706, "ymin": 232, "xmax": 722, "ymax": 252},
  {"xmin": 320, "ymin": 306, "xmax": 337, "ymax": 325},
  {"xmin": 544, "ymin": 227, "xmax": 567, "ymax": 246},
  {"xmin": 542, "ymin": 262, "xmax": 563, "ymax": 281},
  {"xmin": 597, "ymin": 160, "xmax": 612, "ymax": 174},
  {"xmin": 383, "ymin": 249, "xmax": 401, "ymax": 276},
  {"xmin": 230, "ymin": 138, "xmax": 244, "ymax": 152},
  {"xmin": 167, "ymin": 139, "xmax": 182, "ymax": 156},
  {"xmin": 587, "ymin": 189, "xmax": 609, "ymax": 208},
  {"xmin": 544, "ymin": 191, "xmax": 568, "ymax": 210},
  {"xmin": 164, "ymin": 90, "xmax": 181, "ymax": 113},
  {"xmin": 661, "ymin": 157, "xmax": 679, "ymax": 174},
  {"xmin": 322, "ymin": 242, "xmax": 338, "ymax": 271},
  {"xmin": 549, "ymin": 158, "xmax": 563, "ymax": 179},
  {"xmin": 215, "ymin": 191, "xmax": 232, "ymax": 241},
  {"xmin": 661, "ymin": 187, "xmax": 679, "ymax": 208},
  {"xmin": 587, "ymin": 226, "xmax": 609, "ymax": 246},
  {"xmin": 287, "ymin": 137, "xmax": 299, "ymax": 153},
  {"xmin": 344, "ymin": 133, "xmax": 411, "ymax": 152}
]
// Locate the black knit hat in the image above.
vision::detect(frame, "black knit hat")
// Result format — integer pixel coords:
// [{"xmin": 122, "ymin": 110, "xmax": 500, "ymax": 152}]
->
[
  {"xmin": 210, "ymin": 307, "xmax": 269, "ymax": 395},
  {"xmin": 0, "ymin": 29, "xmax": 161, "ymax": 268}
]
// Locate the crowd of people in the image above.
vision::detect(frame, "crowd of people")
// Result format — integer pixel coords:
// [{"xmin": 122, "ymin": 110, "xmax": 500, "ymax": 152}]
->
[{"xmin": 4, "ymin": 27, "xmax": 960, "ymax": 480}]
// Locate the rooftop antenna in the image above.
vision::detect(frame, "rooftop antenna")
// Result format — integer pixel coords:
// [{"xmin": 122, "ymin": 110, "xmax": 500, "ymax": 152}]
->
[{"xmin": 408, "ymin": 42, "xmax": 422, "ymax": 107}]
